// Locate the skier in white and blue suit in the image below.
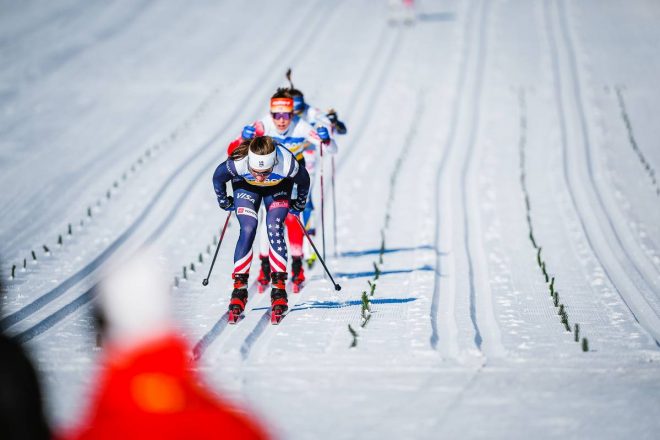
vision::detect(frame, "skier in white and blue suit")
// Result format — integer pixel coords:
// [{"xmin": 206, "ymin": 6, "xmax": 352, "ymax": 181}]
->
[{"xmin": 213, "ymin": 136, "xmax": 310, "ymax": 316}]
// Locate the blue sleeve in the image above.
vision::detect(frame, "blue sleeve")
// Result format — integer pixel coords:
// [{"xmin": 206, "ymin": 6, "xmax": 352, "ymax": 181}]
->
[
  {"xmin": 292, "ymin": 162, "xmax": 310, "ymax": 201},
  {"xmin": 213, "ymin": 160, "xmax": 234, "ymax": 201}
]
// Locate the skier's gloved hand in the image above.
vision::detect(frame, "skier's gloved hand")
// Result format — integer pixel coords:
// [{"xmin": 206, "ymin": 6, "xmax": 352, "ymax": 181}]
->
[
  {"xmin": 242, "ymin": 125, "xmax": 256, "ymax": 140},
  {"xmin": 316, "ymin": 126, "xmax": 330, "ymax": 144},
  {"xmin": 218, "ymin": 195, "xmax": 235, "ymax": 211},
  {"xmin": 334, "ymin": 120, "xmax": 347, "ymax": 135},
  {"xmin": 289, "ymin": 198, "xmax": 306, "ymax": 214},
  {"xmin": 327, "ymin": 110, "xmax": 338, "ymax": 124},
  {"xmin": 326, "ymin": 109, "xmax": 347, "ymax": 134}
]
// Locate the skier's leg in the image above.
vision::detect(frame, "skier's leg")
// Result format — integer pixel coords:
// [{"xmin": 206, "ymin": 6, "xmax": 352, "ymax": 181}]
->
[
  {"xmin": 301, "ymin": 151, "xmax": 318, "ymax": 268},
  {"xmin": 285, "ymin": 213, "xmax": 304, "ymax": 258},
  {"xmin": 233, "ymin": 192, "xmax": 261, "ymax": 276},
  {"xmin": 230, "ymin": 184, "xmax": 261, "ymax": 312},
  {"xmin": 257, "ymin": 206, "xmax": 271, "ymax": 287},
  {"xmin": 263, "ymin": 183, "xmax": 292, "ymax": 311},
  {"xmin": 302, "ymin": 148, "xmax": 318, "ymax": 238}
]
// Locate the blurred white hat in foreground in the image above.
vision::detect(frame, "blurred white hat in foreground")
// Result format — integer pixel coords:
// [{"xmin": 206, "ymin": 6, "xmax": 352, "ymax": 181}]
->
[{"xmin": 96, "ymin": 248, "xmax": 173, "ymax": 347}]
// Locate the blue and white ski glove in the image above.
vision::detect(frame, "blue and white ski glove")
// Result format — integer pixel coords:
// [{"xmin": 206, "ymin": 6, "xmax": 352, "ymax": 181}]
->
[
  {"xmin": 316, "ymin": 126, "xmax": 330, "ymax": 144},
  {"xmin": 289, "ymin": 197, "xmax": 306, "ymax": 214},
  {"xmin": 242, "ymin": 125, "xmax": 256, "ymax": 140},
  {"xmin": 218, "ymin": 195, "xmax": 235, "ymax": 211}
]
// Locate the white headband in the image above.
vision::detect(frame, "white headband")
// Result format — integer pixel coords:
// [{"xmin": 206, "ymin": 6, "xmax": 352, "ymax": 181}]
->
[{"xmin": 248, "ymin": 149, "xmax": 276, "ymax": 170}]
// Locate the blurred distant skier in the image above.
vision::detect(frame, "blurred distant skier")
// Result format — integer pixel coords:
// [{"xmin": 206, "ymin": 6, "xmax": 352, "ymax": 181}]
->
[
  {"xmin": 227, "ymin": 90, "xmax": 334, "ymax": 292},
  {"xmin": 62, "ymin": 251, "xmax": 271, "ymax": 440},
  {"xmin": 388, "ymin": 0, "xmax": 416, "ymax": 25},
  {"xmin": 215, "ymin": 136, "xmax": 310, "ymax": 321}
]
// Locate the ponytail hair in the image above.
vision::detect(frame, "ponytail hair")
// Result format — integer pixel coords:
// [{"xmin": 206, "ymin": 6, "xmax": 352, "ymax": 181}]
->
[
  {"xmin": 230, "ymin": 136, "xmax": 276, "ymax": 161},
  {"xmin": 285, "ymin": 68, "xmax": 304, "ymax": 98}
]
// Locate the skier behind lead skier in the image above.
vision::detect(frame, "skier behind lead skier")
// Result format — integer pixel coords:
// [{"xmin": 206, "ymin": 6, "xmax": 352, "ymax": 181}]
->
[
  {"xmin": 214, "ymin": 136, "xmax": 310, "ymax": 318},
  {"xmin": 227, "ymin": 89, "xmax": 335, "ymax": 292},
  {"xmin": 285, "ymin": 69, "xmax": 347, "ymax": 136},
  {"xmin": 285, "ymin": 69, "xmax": 347, "ymax": 268}
]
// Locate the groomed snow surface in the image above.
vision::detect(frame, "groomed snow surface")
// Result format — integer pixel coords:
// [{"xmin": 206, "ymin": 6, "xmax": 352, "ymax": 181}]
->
[{"xmin": 1, "ymin": 0, "xmax": 659, "ymax": 438}]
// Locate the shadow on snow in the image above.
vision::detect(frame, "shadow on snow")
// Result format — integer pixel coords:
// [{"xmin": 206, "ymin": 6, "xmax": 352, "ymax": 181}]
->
[{"xmin": 252, "ymin": 297, "xmax": 417, "ymax": 312}]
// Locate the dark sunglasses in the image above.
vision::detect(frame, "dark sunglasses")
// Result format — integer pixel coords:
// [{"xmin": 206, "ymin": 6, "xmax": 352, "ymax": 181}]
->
[
  {"xmin": 249, "ymin": 167, "xmax": 273, "ymax": 177},
  {"xmin": 271, "ymin": 112, "xmax": 293, "ymax": 121}
]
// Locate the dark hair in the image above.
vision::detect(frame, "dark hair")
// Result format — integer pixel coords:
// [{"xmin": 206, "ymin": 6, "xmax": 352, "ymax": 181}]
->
[
  {"xmin": 271, "ymin": 87, "xmax": 292, "ymax": 100},
  {"xmin": 285, "ymin": 68, "xmax": 304, "ymax": 98},
  {"xmin": 288, "ymin": 87, "xmax": 304, "ymax": 98},
  {"xmin": 229, "ymin": 136, "xmax": 276, "ymax": 162}
]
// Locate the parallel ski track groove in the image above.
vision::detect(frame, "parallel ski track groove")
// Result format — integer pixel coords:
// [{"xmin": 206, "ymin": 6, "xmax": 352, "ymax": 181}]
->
[
  {"xmin": 238, "ymin": 282, "xmax": 306, "ymax": 361},
  {"xmin": 9, "ymin": 0, "xmax": 334, "ymax": 341},
  {"xmin": 192, "ymin": 282, "xmax": 260, "ymax": 361},
  {"xmin": 544, "ymin": 0, "xmax": 660, "ymax": 344},
  {"xmin": 556, "ymin": 0, "xmax": 660, "ymax": 292},
  {"xmin": 430, "ymin": 0, "xmax": 478, "ymax": 351},
  {"xmin": 430, "ymin": 0, "xmax": 498, "ymax": 355},
  {"xmin": 459, "ymin": 0, "xmax": 491, "ymax": 351}
]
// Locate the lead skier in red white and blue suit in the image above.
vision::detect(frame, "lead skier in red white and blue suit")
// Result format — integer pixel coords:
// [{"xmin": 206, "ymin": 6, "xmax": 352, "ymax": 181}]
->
[
  {"xmin": 214, "ymin": 136, "xmax": 310, "ymax": 316},
  {"xmin": 227, "ymin": 89, "xmax": 336, "ymax": 291}
]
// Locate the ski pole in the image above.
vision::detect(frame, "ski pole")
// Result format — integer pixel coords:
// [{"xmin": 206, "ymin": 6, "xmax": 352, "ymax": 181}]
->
[
  {"xmin": 320, "ymin": 142, "xmax": 326, "ymax": 262},
  {"xmin": 202, "ymin": 211, "xmax": 232, "ymax": 286},
  {"xmin": 331, "ymin": 156, "xmax": 338, "ymax": 258},
  {"xmin": 294, "ymin": 215, "xmax": 341, "ymax": 291}
]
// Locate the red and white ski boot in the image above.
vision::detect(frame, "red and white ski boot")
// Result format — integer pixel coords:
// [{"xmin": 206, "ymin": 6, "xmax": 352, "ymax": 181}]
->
[
  {"xmin": 270, "ymin": 272, "xmax": 288, "ymax": 325},
  {"xmin": 291, "ymin": 256, "xmax": 305, "ymax": 294},
  {"xmin": 257, "ymin": 256, "xmax": 270, "ymax": 294},
  {"xmin": 228, "ymin": 273, "xmax": 249, "ymax": 324}
]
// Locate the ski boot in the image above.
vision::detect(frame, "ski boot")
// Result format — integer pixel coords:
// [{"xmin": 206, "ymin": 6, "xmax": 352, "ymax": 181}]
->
[
  {"xmin": 228, "ymin": 273, "xmax": 249, "ymax": 324},
  {"xmin": 291, "ymin": 256, "xmax": 305, "ymax": 293},
  {"xmin": 270, "ymin": 272, "xmax": 288, "ymax": 324},
  {"xmin": 257, "ymin": 256, "xmax": 271, "ymax": 293}
]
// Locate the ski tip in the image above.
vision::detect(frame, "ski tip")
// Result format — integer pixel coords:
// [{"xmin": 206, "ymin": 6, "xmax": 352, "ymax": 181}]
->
[
  {"xmin": 270, "ymin": 305, "xmax": 287, "ymax": 325},
  {"xmin": 228, "ymin": 307, "xmax": 243, "ymax": 324}
]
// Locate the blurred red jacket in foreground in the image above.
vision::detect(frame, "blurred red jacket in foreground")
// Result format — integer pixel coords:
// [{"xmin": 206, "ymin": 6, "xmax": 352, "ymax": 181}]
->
[{"xmin": 63, "ymin": 333, "xmax": 270, "ymax": 440}]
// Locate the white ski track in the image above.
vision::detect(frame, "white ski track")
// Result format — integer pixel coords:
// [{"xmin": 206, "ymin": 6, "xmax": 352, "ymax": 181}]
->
[{"xmin": 1, "ymin": 1, "xmax": 660, "ymax": 439}]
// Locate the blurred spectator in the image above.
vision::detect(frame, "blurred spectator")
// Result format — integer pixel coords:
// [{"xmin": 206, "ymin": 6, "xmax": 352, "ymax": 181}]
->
[
  {"xmin": 62, "ymin": 250, "xmax": 270, "ymax": 440},
  {"xmin": 0, "ymin": 264, "xmax": 52, "ymax": 440}
]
